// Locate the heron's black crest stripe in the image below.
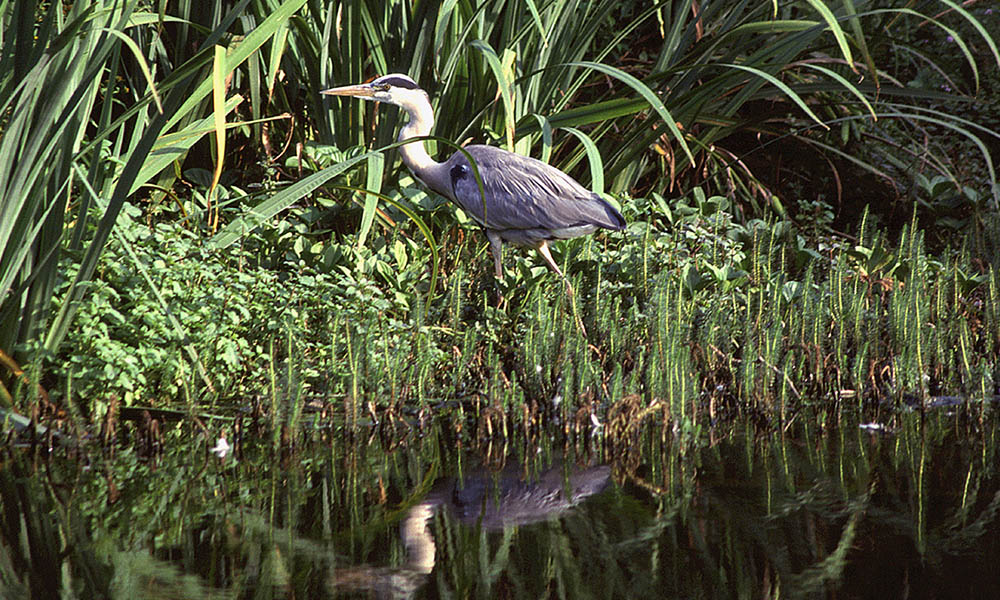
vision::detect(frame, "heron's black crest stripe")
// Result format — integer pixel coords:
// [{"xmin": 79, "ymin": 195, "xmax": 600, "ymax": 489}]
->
[{"xmin": 377, "ymin": 75, "xmax": 420, "ymax": 90}]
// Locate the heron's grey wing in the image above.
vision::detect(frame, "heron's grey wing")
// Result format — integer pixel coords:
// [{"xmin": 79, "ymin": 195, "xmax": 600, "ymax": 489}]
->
[{"xmin": 446, "ymin": 145, "xmax": 624, "ymax": 236}]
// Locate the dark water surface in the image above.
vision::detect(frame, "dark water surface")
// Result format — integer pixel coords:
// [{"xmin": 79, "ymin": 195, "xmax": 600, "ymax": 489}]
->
[{"xmin": 2, "ymin": 409, "xmax": 999, "ymax": 598}]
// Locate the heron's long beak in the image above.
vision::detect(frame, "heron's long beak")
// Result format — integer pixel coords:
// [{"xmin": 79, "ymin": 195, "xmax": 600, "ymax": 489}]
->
[{"xmin": 320, "ymin": 83, "xmax": 376, "ymax": 99}]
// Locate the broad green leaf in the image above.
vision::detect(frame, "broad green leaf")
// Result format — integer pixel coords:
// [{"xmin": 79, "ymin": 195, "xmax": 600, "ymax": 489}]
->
[
  {"xmin": 566, "ymin": 61, "xmax": 695, "ymax": 167},
  {"xmin": 207, "ymin": 151, "xmax": 377, "ymax": 250},
  {"xmin": 840, "ymin": 0, "xmax": 878, "ymax": 88},
  {"xmin": 527, "ymin": 114, "xmax": 553, "ymax": 164},
  {"xmin": 101, "ymin": 28, "xmax": 163, "ymax": 113},
  {"xmin": 358, "ymin": 152, "xmax": 385, "ymax": 249},
  {"xmin": 729, "ymin": 20, "xmax": 821, "ymax": 35},
  {"xmin": 799, "ymin": 63, "xmax": 876, "ymax": 120},
  {"xmin": 561, "ymin": 127, "xmax": 604, "ymax": 195},
  {"xmin": 131, "ymin": 96, "xmax": 243, "ymax": 194},
  {"xmin": 718, "ymin": 63, "xmax": 830, "ymax": 129}
]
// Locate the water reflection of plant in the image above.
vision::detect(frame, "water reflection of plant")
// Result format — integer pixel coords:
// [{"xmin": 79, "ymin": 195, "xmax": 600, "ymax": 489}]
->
[{"xmin": 5, "ymin": 412, "xmax": 997, "ymax": 597}]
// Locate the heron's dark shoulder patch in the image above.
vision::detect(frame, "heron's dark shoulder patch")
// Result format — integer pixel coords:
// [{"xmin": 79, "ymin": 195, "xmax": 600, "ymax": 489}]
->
[
  {"xmin": 450, "ymin": 163, "xmax": 469, "ymax": 183},
  {"xmin": 375, "ymin": 74, "xmax": 420, "ymax": 89}
]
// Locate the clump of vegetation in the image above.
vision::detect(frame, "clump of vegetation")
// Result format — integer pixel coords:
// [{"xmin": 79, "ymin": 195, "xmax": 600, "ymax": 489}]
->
[{"xmin": 43, "ymin": 186, "xmax": 998, "ymax": 441}]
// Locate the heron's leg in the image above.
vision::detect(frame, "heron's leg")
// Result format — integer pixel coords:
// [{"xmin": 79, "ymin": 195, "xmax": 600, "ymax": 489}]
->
[
  {"xmin": 536, "ymin": 241, "xmax": 587, "ymax": 337},
  {"xmin": 485, "ymin": 230, "xmax": 507, "ymax": 309},
  {"xmin": 535, "ymin": 241, "xmax": 569, "ymax": 291},
  {"xmin": 486, "ymin": 230, "xmax": 504, "ymax": 279}
]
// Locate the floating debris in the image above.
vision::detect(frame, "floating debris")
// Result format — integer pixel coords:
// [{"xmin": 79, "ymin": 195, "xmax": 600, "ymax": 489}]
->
[
  {"xmin": 210, "ymin": 434, "xmax": 231, "ymax": 459},
  {"xmin": 858, "ymin": 423, "xmax": 890, "ymax": 433}
]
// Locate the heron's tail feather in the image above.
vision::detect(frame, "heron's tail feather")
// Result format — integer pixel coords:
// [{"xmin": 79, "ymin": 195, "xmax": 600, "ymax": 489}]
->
[{"xmin": 593, "ymin": 196, "xmax": 626, "ymax": 231}]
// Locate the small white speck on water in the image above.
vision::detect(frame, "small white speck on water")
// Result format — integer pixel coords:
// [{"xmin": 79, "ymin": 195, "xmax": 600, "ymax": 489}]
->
[{"xmin": 211, "ymin": 436, "xmax": 231, "ymax": 459}]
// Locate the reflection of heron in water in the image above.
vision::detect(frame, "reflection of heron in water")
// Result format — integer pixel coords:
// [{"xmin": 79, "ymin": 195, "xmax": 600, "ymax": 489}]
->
[
  {"xmin": 329, "ymin": 463, "xmax": 611, "ymax": 599},
  {"xmin": 432, "ymin": 463, "xmax": 612, "ymax": 529}
]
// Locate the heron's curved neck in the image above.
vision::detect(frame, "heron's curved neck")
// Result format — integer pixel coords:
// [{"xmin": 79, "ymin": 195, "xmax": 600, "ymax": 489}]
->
[{"xmin": 396, "ymin": 96, "xmax": 449, "ymax": 195}]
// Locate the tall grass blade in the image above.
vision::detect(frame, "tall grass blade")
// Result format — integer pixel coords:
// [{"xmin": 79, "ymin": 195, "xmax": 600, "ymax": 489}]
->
[
  {"xmin": 209, "ymin": 44, "xmax": 228, "ymax": 232},
  {"xmin": 802, "ymin": 0, "xmax": 853, "ymax": 69}
]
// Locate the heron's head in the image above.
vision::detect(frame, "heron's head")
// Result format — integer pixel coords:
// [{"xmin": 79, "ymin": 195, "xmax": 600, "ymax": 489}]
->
[{"xmin": 321, "ymin": 73, "xmax": 427, "ymax": 109}]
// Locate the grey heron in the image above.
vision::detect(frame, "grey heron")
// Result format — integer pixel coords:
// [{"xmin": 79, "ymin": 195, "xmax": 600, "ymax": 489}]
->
[{"xmin": 322, "ymin": 73, "xmax": 625, "ymax": 298}]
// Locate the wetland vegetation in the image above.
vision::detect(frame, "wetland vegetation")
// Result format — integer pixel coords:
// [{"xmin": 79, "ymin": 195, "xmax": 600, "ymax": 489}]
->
[{"xmin": 1, "ymin": 0, "xmax": 999, "ymax": 597}]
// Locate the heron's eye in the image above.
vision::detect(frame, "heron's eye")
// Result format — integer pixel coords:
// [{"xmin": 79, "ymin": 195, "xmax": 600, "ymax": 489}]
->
[{"xmin": 373, "ymin": 83, "xmax": 390, "ymax": 92}]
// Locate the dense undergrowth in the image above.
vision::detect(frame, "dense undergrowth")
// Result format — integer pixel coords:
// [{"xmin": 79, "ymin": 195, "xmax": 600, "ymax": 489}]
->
[{"xmin": 49, "ymin": 186, "xmax": 999, "ymax": 437}]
